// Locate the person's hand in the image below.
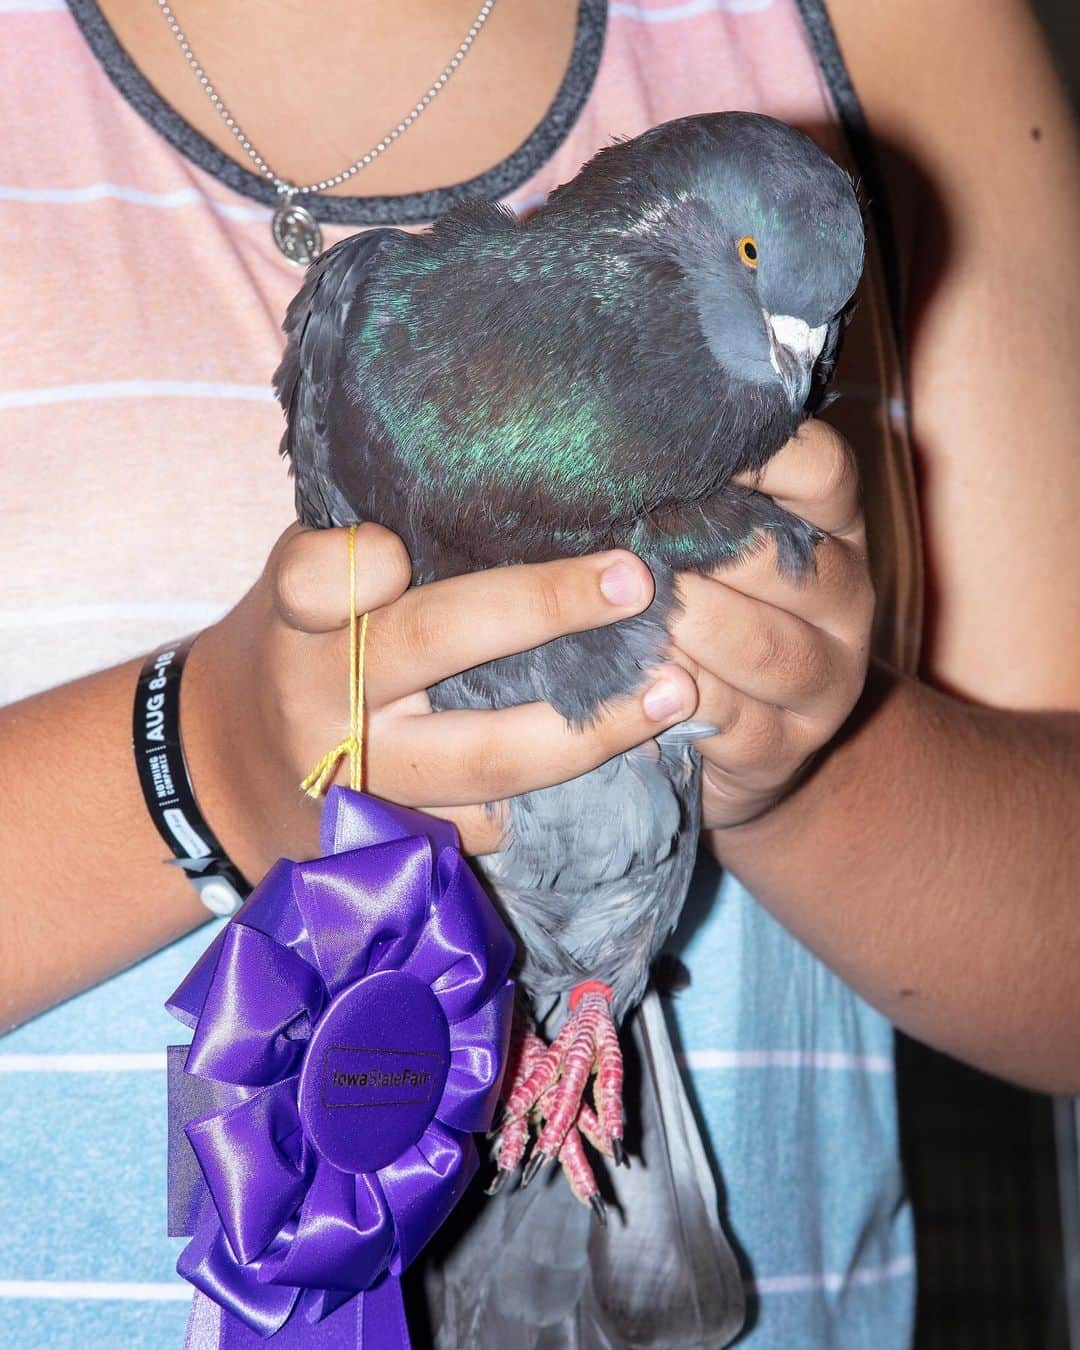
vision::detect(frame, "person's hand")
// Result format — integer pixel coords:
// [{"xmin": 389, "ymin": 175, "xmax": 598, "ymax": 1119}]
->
[
  {"xmin": 668, "ymin": 419, "xmax": 874, "ymax": 830},
  {"xmin": 183, "ymin": 524, "xmax": 700, "ymax": 876}
]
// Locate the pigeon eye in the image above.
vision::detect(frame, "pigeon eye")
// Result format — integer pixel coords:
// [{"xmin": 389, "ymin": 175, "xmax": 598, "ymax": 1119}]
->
[{"xmin": 737, "ymin": 236, "xmax": 759, "ymax": 269}]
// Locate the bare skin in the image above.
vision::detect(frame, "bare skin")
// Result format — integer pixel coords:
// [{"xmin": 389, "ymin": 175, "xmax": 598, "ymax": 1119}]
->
[
  {"xmin": 673, "ymin": 432, "xmax": 1080, "ymax": 1092},
  {"xmin": 2, "ymin": 1, "xmax": 1077, "ymax": 1093},
  {"xmin": 188, "ymin": 531, "xmax": 696, "ymax": 880},
  {"xmin": 0, "ymin": 543, "xmax": 696, "ymax": 1027},
  {"xmin": 679, "ymin": 0, "xmax": 1080, "ymax": 1089},
  {"xmin": 94, "ymin": 0, "xmax": 579, "ymax": 198}
]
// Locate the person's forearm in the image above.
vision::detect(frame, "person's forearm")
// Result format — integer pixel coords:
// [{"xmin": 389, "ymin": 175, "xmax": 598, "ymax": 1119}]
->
[
  {"xmin": 0, "ymin": 658, "xmax": 211, "ymax": 1030},
  {"xmin": 0, "ymin": 535, "xmax": 680, "ymax": 1031},
  {"xmin": 708, "ymin": 660, "xmax": 1080, "ymax": 1093}
]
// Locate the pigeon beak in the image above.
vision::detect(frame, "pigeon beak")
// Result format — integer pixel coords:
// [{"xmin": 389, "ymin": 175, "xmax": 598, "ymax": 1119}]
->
[{"xmin": 764, "ymin": 312, "xmax": 828, "ymax": 410}]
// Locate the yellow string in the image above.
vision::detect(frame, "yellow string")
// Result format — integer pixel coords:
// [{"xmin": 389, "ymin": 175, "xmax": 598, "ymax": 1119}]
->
[{"xmin": 299, "ymin": 525, "xmax": 370, "ymax": 797}]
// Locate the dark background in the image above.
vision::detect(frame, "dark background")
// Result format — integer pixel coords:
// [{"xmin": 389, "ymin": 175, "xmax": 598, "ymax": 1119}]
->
[{"xmin": 1034, "ymin": 0, "xmax": 1079, "ymax": 106}]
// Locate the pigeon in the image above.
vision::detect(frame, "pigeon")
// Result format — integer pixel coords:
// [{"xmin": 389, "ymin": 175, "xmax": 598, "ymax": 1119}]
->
[{"xmin": 274, "ymin": 111, "xmax": 864, "ymax": 1348}]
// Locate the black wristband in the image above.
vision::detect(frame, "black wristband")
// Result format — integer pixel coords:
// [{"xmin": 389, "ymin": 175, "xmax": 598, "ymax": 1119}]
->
[{"xmin": 133, "ymin": 639, "xmax": 252, "ymax": 916}]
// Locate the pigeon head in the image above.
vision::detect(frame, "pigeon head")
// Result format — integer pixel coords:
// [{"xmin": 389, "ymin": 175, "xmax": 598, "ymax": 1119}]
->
[
  {"xmin": 558, "ymin": 112, "xmax": 865, "ymax": 412},
  {"xmin": 665, "ymin": 113, "xmax": 864, "ymax": 409}
]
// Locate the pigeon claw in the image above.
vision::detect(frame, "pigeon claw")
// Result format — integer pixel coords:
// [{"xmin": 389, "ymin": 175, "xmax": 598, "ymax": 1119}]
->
[
  {"xmin": 485, "ymin": 1167, "xmax": 511, "ymax": 1197},
  {"xmin": 530, "ymin": 987, "xmax": 624, "ymax": 1166},
  {"xmin": 589, "ymin": 1194, "xmax": 608, "ymax": 1227},
  {"xmin": 521, "ymin": 1150, "xmax": 548, "ymax": 1189},
  {"xmin": 558, "ymin": 1120, "xmax": 602, "ymax": 1209},
  {"xmin": 488, "ymin": 992, "xmax": 626, "ymax": 1212},
  {"xmin": 487, "ymin": 1024, "xmax": 548, "ymax": 1178},
  {"xmin": 493, "ymin": 1108, "xmax": 532, "ymax": 1177}
]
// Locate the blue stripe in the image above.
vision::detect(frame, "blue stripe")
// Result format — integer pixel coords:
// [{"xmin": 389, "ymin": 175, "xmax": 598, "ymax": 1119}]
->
[
  {"xmin": 0, "ymin": 1300, "xmax": 189, "ymax": 1349},
  {"xmin": 667, "ymin": 856, "xmax": 915, "ymax": 1347},
  {"xmin": 734, "ymin": 1271, "xmax": 915, "ymax": 1349},
  {"xmin": 0, "ymin": 864, "xmax": 913, "ymax": 1347},
  {"xmin": 0, "ymin": 1071, "xmax": 186, "ymax": 1283}
]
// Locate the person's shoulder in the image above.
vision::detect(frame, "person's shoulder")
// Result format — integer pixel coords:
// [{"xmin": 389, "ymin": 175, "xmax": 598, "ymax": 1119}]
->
[
  {"xmin": 825, "ymin": 0, "xmax": 1070, "ymax": 168},
  {"xmin": 827, "ymin": 0, "xmax": 1080, "ymax": 706}
]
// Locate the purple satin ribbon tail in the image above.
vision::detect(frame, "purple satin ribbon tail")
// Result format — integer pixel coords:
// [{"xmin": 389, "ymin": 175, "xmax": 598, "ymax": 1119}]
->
[
  {"xmin": 168, "ymin": 789, "xmax": 515, "ymax": 1349},
  {"xmin": 186, "ymin": 1278, "xmax": 409, "ymax": 1350}
]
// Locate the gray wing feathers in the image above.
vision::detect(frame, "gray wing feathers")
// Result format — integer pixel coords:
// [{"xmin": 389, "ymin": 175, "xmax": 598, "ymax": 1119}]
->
[
  {"xmin": 609, "ymin": 991, "xmax": 746, "ymax": 1346},
  {"xmin": 478, "ymin": 741, "xmax": 698, "ymax": 1016},
  {"xmin": 425, "ymin": 992, "xmax": 745, "ymax": 1348},
  {"xmin": 272, "ymin": 228, "xmax": 405, "ymax": 527}
]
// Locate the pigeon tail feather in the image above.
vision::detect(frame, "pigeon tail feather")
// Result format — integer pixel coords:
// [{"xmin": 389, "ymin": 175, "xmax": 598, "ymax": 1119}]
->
[{"xmin": 423, "ymin": 989, "xmax": 746, "ymax": 1348}]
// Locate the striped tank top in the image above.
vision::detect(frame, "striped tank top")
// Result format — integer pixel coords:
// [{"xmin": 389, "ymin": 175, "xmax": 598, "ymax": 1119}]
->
[{"xmin": 0, "ymin": 1, "xmax": 922, "ymax": 1345}]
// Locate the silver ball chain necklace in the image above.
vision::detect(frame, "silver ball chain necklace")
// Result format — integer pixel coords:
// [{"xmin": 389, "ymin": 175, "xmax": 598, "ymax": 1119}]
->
[{"xmin": 154, "ymin": 0, "xmax": 497, "ymax": 265}]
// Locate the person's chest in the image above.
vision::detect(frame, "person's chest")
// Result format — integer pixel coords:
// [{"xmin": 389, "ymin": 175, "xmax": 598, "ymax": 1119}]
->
[
  {"xmin": 92, "ymin": 0, "xmax": 582, "ymax": 200},
  {"xmin": 1, "ymin": 0, "xmax": 916, "ymax": 709},
  {"xmin": 0, "ymin": 10, "xmax": 307, "ymax": 702}
]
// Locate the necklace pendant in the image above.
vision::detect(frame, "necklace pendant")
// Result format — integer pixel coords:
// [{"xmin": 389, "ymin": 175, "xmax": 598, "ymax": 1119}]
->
[{"xmin": 272, "ymin": 196, "xmax": 323, "ymax": 267}]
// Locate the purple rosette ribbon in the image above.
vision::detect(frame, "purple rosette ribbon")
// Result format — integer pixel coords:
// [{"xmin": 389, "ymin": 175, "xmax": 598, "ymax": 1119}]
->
[{"xmin": 166, "ymin": 788, "xmax": 516, "ymax": 1348}]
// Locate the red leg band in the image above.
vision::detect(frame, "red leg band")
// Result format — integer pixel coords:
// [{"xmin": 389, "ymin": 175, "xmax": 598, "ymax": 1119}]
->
[{"xmin": 569, "ymin": 980, "xmax": 614, "ymax": 1011}]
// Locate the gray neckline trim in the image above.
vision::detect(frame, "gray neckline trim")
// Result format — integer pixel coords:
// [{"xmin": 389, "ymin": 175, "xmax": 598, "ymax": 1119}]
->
[
  {"xmin": 793, "ymin": 0, "xmax": 905, "ymax": 365},
  {"xmin": 66, "ymin": 0, "xmax": 607, "ymax": 225}
]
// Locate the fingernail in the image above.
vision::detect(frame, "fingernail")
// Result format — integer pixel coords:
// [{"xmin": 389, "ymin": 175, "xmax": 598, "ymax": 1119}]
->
[
  {"xmin": 643, "ymin": 679, "xmax": 685, "ymax": 721},
  {"xmin": 599, "ymin": 561, "xmax": 643, "ymax": 606}
]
